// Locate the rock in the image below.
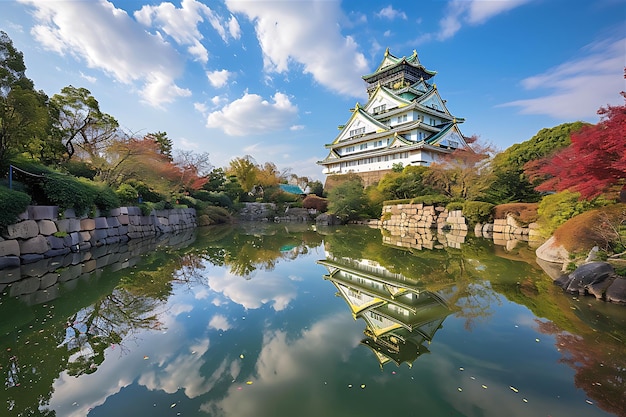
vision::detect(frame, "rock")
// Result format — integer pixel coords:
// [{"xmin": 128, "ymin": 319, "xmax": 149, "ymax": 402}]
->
[
  {"xmin": 556, "ymin": 262, "xmax": 614, "ymax": 295},
  {"xmin": 535, "ymin": 236, "xmax": 570, "ymax": 265},
  {"xmin": 606, "ymin": 277, "xmax": 626, "ymax": 304},
  {"xmin": 315, "ymin": 213, "xmax": 343, "ymax": 226}
]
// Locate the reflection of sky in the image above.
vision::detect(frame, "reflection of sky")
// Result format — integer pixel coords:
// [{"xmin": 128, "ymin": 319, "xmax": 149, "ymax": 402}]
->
[{"xmin": 205, "ymin": 267, "xmax": 298, "ymax": 311}]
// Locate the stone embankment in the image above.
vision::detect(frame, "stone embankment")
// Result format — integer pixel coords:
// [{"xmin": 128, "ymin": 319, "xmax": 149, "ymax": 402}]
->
[
  {"xmin": 379, "ymin": 203, "xmax": 542, "ymax": 250},
  {"xmin": 0, "ymin": 205, "xmax": 196, "ymax": 270}
]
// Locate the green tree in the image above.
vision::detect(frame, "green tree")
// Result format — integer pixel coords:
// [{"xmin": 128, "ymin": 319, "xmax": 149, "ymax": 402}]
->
[
  {"xmin": 0, "ymin": 31, "xmax": 54, "ymax": 164},
  {"xmin": 51, "ymin": 85, "xmax": 119, "ymax": 161},
  {"xmin": 484, "ymin": 122, "xmax": 587, "ymax": 204},
  {"xmin": 147, "ymin": 131, "xmax": 173, "ymax": 161},
  {"xmin": 327, "ymin": 177, "xmax": 367, "ymax": 221},
  {"xmin": 227, "ymin": 155, "xmax": 257, "ymax": 193},
  {"xmin": 377, "ymin": 165, "xmax": 433, "ymax": 200}
]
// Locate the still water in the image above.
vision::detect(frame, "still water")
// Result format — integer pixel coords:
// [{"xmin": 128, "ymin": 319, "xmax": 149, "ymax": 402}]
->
[{"xmin": 0, "ymin": 223, "xmax": 624, "ymax": 417}]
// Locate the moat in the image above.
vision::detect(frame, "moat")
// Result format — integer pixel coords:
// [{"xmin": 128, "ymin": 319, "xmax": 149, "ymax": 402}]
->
[{"xmin": 1, "ymin": 223, "xmax": 624, "ymax": 417}]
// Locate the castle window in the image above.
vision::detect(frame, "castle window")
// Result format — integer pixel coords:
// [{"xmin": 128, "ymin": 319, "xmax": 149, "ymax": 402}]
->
[
  {"xmin": 373, "ymin": 104, "xmax": 386, "ymax": 114},
  {"xmin": 349, "ymin": 127, "xmax": 365, "ymax": 137}
]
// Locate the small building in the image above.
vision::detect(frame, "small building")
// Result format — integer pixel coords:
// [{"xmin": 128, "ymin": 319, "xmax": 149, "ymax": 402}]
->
[{"xmin": 318, "ymin": 48, "xmax": 471, "ymax": 187}]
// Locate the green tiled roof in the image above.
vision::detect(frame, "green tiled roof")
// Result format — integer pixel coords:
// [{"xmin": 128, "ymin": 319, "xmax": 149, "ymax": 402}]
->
[{"xmin": 279, "ymin": 184, "xmax": 305, "ymax": 195}]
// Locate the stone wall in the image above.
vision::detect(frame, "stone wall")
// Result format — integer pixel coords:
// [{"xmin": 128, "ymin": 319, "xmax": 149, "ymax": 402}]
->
[
  {"xmin": 380, "ymin": 203, "xmax": 543, "ymax": 250},
  {"xmin": 0, "ymin": 228, "xmax": 196, "ymax": 305},
  {"xmin": 0, "ymin": 205, "xmax": 196, "ymax": 270}
]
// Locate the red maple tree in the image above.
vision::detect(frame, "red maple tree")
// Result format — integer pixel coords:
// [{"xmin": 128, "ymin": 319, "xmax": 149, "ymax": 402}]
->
[{"xmin": 524, "ymin": 98, "xmax": 626, "ymax": 200}]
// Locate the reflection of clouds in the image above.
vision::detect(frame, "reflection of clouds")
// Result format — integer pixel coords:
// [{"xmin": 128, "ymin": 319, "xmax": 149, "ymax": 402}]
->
[
  {"xmin": 195, "ymin": 288, "xmax": 210, "ymax": 299},
  {"xmin": 207, "ymin": 269, "xmax": 297, "ymax": 311},
  {"xmin": 48, "ymin": 303, "xmax": 216, "ymax": 416},
  {"xmin": 208, "ymin": 314, "xmax": 232, "ymax": 331},
  {"xmin": 200, "ymin": 313, "xmax": 362, "ymax": 416}
]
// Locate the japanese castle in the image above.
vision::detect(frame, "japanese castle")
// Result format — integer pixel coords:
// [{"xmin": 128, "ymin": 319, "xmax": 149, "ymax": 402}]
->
[{"xmin": 318, "ymin": 48, "xmax": 470, "ymax": 187}]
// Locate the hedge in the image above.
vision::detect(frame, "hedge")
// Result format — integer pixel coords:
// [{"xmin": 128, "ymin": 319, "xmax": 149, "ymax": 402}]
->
[{"xmin": 0, "ymin": 187, "xmax": 31, "ymax": 228}]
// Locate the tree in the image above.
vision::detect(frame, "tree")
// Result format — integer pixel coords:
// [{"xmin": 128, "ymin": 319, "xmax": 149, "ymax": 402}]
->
[
  {"xmin": 424, "ymin": 136, "xmax": 493, "ymax": 200},
  {"xmin": 525, "ymin": 101, "xmax": 626, "ymax": 200},
  {"xmin": 484, "ymin": 122, "xmax": 587, "ymax": 204},
  {"xmin": 227, "ymin": 155, "xmax": 257, "ymax": 193},
  {"xmin": 51, "ymin": 85, "xmax": 119, "ymax": 160},
  {"xmin": 327, "ymin": 177, "xmax": 367, "ymax": 221},
  {"xmin": 377, "ymin": 165, "xmax": 433, "ymax": 200},
  {"xmin": 173, "ymin": 149, "xmax": 211, "ymax": 191},
  {"xmin": 147, "ymin": 131, "xmax": 173, "ymax": 161},
  {"xmin": 0, "ymin": 31, "xmax": 53, "ymax": 163}
]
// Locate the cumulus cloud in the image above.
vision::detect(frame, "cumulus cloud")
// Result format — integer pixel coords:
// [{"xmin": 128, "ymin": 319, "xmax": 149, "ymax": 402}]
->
[
  {"xmin": 134, "ymin": 0, "xmax": 234, "ymax": 63},
  {"xmin": 206, "ymin": 92, "xmax": 298, "ymax": 136},
  {"xmin": 21, "ymin": 0, "xmax": 190, "ymax": 107},
  {"xmin": 437, "ymin": 0, "xmax": 531, "ymax": 41},
  {"xmin": 500, "ymin": 36, "xmax": 625, "ymax": 119},
  {"xmin": 377, "ymin": 5, "xmax": 407, "ymax": 20},
  {"xmin": 207, "ymin": 69, "xmax": 232, "ymax": 88},
  {"xmin": 225, "ymin": 0, "xmax": 368, "ymax": 97}
]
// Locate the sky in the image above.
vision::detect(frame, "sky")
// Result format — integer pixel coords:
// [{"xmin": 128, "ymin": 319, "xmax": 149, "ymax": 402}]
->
[{"xmin": 1, "ymin": 0, "xmax": 624, "ymax": 181}]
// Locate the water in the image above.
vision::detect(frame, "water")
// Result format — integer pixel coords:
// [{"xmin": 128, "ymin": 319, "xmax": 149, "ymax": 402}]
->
[{"xmin": 0, "ymin": 223, "xmax": 624, "ymax": 417}]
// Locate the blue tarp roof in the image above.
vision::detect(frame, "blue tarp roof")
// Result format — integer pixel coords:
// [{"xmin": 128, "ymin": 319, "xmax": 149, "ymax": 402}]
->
[{"xmin": 279, "ymin": 184, "xmax": 305, "ymax": 194}]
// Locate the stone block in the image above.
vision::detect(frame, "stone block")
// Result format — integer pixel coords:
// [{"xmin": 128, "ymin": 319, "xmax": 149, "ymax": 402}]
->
[
  {"xmin": 39, "ymin": 272, "xmax": 59, "ymax": 289},
  {"xmin": 0, "ymin": 258, "xmax": 20, "ymax": 273},
  {"xmin": 9, "ymin": 276, "xmax": 41, "ymax": 296},
  {"xmin": 117, "ymin": 214, "xmax": 130, "ymax": 225},
  {"xmin": 5, "ymin": 220, "xmax": 39, "ymax": 239},
  {"xmin": 56, "ymin": 218, "xmax": 82, "ymax": 233},
  {"xmin": 80, "ymin": 218, "xmax": 96, "ymax": 231},
  {"xmin": 62, "ymin": 208, "xmax": 77, "ymax": 219},
  {"xmin": 94, "ymin": 217, "xmax": 109, "ymax": 229},
  {"xmin": 47, "ymin": 235, "xmax": 66, "ymax": 250},
  {"xmin": 106, "ymin": 217, "xmax": 121, "ymax": 228},
  {"xmin": 127, "ymin": 207, "xmax": 141, "ymax": 215},
  {"xmin": 28, "ymin": 206, "xmax": 58, "ymax": 220},
  {"xmin": 58, "ymin": 264, "xmax": 83, "ymax": 282},
  {"xmin": 19, "ymin": 235, "xmax": 50, "ymax": 255},
  {"xmin": 44, "ymin": 248, "xmax": 71, "ymax": 258},
  {"xmin": 38, "ymin": 220, "xmax": 58, "ymax": 235},
  {"xmin": 82, "ymin": 259, "xmax": 97, "ymax": 274},
  {"xmin": 30, "ymin": 285, "xmax": 60, "ymax": 305},
  {"xmin": 79, "ymin": 231, "xmax": 91, "ymax": 242},
  {"xmin": 0, "ymin": 239, "xmax": 20, "ymax": 257}
]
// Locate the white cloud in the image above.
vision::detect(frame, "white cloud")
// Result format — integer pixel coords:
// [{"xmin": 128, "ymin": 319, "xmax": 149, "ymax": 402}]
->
[
  {"xmin": 134, "ymin": 0, "xmax": 234, "ymax": 63},
  {"xmin": 206, "ymin": 92, "xmax": 298, "ymax": 136},
  {"xmin": 290, "ymin": 125, "xmax": 304, "ymax": 131},
  {"xmin": 437, "ymin": 0, "xmax": 531, "ymax": 41},
  {"xmin": 21, "ymin": 0, "xmax": 190, "ymax": 107},
  {"xmin": 228, "ymin": 14, "xmax": 241, "ymax": 39},
  {"xmin": 377, "ymin": 5, "xmax": 407, "ymax": 20},
  {"xmin": 207, "ymin": 69, "xmax": 232, "ymax": 88},
  {"xmin": 79, "ymin": 71, "xmax": 97, "ymax": 83},
  {"xmin": 225, "ymin": 0, "xmax": 368, "ymax": 97},
  {"xmin": 500, "ymin": 36, "xmax": 625, "ymax": 119},
  {"xmin": 208, "ymin": 314, "xmax": 232, "ymax": 331}
]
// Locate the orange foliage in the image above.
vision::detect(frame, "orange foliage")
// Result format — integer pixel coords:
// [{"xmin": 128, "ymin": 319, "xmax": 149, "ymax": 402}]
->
[{"xmin": 493, "ymin": 203, "xmax": 538, "ymax": 224}]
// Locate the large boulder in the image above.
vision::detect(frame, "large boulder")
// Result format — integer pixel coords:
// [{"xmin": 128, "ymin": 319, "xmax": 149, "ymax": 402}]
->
[
  {"xmin": 315, "ymin": 213, "xmax": 343, "ymax": 226},
  {"xmin": 555, "ymin": 262, "xmax": 615, "ymax": 295},
  {"xmin": 536, "ymin": 236, "xmax": 570, "ymax": 265},
  {"xmin": 606, "ymin": 278, "xmax": 626, "ymax": 304}
]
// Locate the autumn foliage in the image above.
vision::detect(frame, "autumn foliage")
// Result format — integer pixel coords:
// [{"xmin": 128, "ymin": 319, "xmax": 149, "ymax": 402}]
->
[{"xmin": 524, "ymin": 101, "xmax": 626, "ymax": 200}]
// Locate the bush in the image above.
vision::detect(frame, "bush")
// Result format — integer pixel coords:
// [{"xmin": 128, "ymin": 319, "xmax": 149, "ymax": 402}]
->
[
  {"xmin": 41, "ymin": 173, "xmax": 97, "ymax": 216},
  {"xmin": 553, "ymin": 204, "xmax": 625, "ymax": 254},
  {"xmin": 0, "ymin": 187, "xmax": 31, "ymax": 228},
  {"xmin": 116, "ymin": 183, "xmax": 138, "ymax": 205},
  {"xmin": 537, "ymin": 191, "xmax": 604, "ymax": 235},
  {"xmin": 302, "ymin": 194, "xmax": 328, "ymax": 212},
  {"xmin": 199, "ymin": 206, "xmax": 233, "ymax": 225},
  {"xmin": 93, "ymin": 182, "xmax": 120, "ymax": 214},
  {"xmin": 411, "ymin": 194, "xmax": 450, "ymax": 206},
  {"xmin": 446, "ymin": 202, "xmax": 464, "ymax": 211},
  {"xmin": 493, "ymin": 203, "xmax": 538, "ymax": 225},
  {"xmin": 463, "ymin": 201, "xmax": 494, "ymax": 225}
]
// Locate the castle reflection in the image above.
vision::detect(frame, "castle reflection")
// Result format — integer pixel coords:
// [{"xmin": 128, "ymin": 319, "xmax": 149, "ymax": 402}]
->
[{"xmin": 318, "ymin": 254, "xmax": 454, "ymax": 368}]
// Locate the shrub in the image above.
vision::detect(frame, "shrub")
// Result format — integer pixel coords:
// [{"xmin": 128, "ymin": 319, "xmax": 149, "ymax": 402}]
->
[
  {"xmin": 0, "ymin": 187, "xmax": 31, "ymax": 228},
  {"xmin": 116, "ymin": 183, "xmax": 138, "ymax": 205},
  {"xmin": 411, "ymin": 194, "xmax": 450, "ymax": 206},
  {"xmin": 537, "ymin": 190, "xmax": 602, "ymax": 235},
  {"xmin": 201, "ymin": 191, "xmax": 233, "ymax": 208},
  {"xmin": 93, "ymin": 182, "xmax": 120, "ymax": 214},
  {"xmin": 446, "ymin": 202, "xmax": 464, "ymax": 211},
  {"xmin": 493, "ymin": 203, "xmax": 538, "ymax": 225},
  {"xmin": 463, "ymin": 201, "xmax": 494, "ymax": 225},
  {"xmin": 199, "ymin": 206, "xmax": 233, "ymax": 225},
  {"xmin": 302, "ymin": 194, "xmax": 328, "ymax": 212},
  {"xmin": 41, "ymin": 173, "xmax": 97, "ymax": 216}
]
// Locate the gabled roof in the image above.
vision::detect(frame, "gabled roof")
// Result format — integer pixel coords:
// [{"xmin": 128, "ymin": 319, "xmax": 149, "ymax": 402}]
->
[
  {"xmin": 362, "ymin": 48, "xmax": 437, "ymax": 81},
  {"xmin": 416, "ymin": 85, "xmax": 454, "ymax": 117},
  {"xmin": 330, "ymin": 104, "xmax": 389, "ymax": 145},
  {"xmin": 364, "ymin": 84, "xmax": 413, "ymax": 113},
  {"xmin": 424, "ymin": 122, "xmax": 470, "ymax": 149}
]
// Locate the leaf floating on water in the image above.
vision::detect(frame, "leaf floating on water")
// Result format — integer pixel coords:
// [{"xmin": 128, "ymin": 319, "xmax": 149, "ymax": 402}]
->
[
  {"xmin": 143, "ymin": 356, "xmax": 149, "ymax": 360},
  {"xmin": 457, "ymin": 387, "xmax": 463, "ymax": 392},
  {"xmin": 459, "ymin": 367, "xmax": 464, "ymax": 371},
  {"xmin": 360, "ymin": 384, "xmax": 366, "ymax": 389},
  {"xmin": 481, "ymin": 385, "xmax": 488, "ymax": 389},
  {"xmin": 246, "ymin": 381, "xmax": 253, "ymax": 385},
  {"xmin": 170, "ymin": 403, "xmax": 177, "ymax": 408},
  {"xmin": 522, "ymin": 398, "xmax": 528, "ymax": 403},
  {"xmin": 240, "ymin": 354, "xmax": 245, "ymax": 359},
  {"xmin": 510, "ymin": 386, "xmax": 519, "ymax": 393},
  {"xmin": 348, "ymin": 384, "xmax": 353, "ymax": 388},
  {"xmin": 585, "ymin": 399, "xmax": 593, "ymax": 405}
]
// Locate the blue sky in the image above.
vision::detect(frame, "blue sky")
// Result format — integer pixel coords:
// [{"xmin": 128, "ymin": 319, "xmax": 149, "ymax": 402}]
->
[{"xmin": 2, "ymin": 0, "xmax": 624, "ymax": 181}]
